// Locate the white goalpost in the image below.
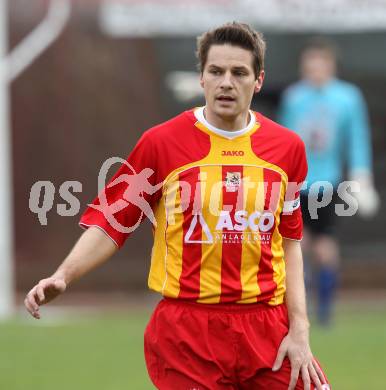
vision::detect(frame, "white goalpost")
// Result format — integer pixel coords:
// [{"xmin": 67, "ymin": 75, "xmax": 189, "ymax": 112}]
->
[{"xmin": 0, "ymin": 0, "xmax": 71, "ymax": 319}]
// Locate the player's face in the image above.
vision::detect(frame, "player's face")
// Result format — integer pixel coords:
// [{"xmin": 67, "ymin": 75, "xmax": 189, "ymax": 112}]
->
[
  {"xmin": 300, "ymin": 49, "xmax": 336, "ymax": 86},
  {"xmin": 200, "ymin": 44, "xmax": 264, "ymax": 122}
]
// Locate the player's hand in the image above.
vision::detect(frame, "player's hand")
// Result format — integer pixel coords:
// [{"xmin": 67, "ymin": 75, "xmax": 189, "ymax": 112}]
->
[
  {"xmin": 355, "ymin": 185, "xmax": 380, "ymax": 218},
  {"xmin": 24, "ymin": 277, "xmax": 67, "ymax": 319},
  {"xmin": 347, "ymin": 171, "xmax": 380, "ymax": 218},
  {"xmin": 272, "ymin": 330, "xmax": 326, "ymax": 390}
]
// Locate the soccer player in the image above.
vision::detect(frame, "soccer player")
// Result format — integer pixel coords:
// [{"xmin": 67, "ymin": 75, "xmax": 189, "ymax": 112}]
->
[
  {"xmin": 278, "ymin": 38, "xmax": 379, "ymax": 326},
  {"xmin": 25, "ymin": 23, "xmax": 329, "ymax": 389}
]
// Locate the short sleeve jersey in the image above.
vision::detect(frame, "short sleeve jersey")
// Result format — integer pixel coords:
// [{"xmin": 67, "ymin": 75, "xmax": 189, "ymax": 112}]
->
[{"xmin": 80, "ymin": 108, "xmax": 308, "ymax": 305}]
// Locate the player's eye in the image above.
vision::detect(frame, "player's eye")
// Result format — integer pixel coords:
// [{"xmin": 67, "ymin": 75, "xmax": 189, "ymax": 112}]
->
[{"xmin": 209, "ymin": 69, "xmax": 222, "ymax": 75}]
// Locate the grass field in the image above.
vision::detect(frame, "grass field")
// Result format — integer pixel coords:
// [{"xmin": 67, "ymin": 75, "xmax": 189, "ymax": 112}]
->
[{"xmin": 1, "ymin": 299, "xmax": 385, "ymax": 390}]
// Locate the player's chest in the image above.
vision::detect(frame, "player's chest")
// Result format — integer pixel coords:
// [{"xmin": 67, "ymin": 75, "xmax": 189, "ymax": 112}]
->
[{"xmin": 164, "ymin": 164, "xmax": 286, "ymax": 215}]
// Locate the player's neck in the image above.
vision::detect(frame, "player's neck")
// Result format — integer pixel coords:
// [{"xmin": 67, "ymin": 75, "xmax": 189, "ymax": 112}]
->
[
  {"xmin": 204, "ymin": 107, "xmax": 250, "ymax": 132},
  {"xmin": 306, "ymin": 76, "xmax": 335, "ymax": 89}
]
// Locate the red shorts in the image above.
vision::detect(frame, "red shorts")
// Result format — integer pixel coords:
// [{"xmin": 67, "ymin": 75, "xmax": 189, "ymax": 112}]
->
[{"xmin": 144, "ymin": 298, "xmax": 329, "ymax": 389}]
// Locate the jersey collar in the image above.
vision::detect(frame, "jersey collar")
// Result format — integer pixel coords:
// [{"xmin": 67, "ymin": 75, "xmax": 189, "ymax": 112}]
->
[{"xmin": 193, "ymin": 106, "xmax": 259, "ymax": 140}]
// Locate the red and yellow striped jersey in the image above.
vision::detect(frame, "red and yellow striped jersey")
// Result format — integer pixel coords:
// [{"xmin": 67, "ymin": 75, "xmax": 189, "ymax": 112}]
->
[{"xmin": 80, "ymin": 108, "xmax": 307, "ymax": 305}]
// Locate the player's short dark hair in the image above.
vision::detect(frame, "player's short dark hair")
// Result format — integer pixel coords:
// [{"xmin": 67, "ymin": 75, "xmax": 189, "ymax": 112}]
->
[
  {"xmin": 301, "ymin": 37, "xmax": 338, "ymax": 59},
  {"xmin": 196, "ymin": 22, "xmax": 266, "ymax": 79}
]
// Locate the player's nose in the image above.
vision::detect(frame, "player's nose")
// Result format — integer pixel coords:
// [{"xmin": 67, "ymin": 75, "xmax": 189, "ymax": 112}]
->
[{"xmin": 220, "ymin": 71, "xmax": 233, "ymax": 89}]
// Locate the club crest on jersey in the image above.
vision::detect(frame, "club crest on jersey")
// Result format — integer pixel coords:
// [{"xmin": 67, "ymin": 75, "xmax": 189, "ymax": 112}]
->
[{"xmin": 225, "ymin": 172, "xmax": 241, "ymax": 192}]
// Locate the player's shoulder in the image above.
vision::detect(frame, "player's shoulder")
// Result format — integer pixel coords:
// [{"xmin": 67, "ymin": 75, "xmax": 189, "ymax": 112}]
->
[
  {"xmin": 255, "ymin": 111, "xmax": 305, "ymax": 148},
  {"xmin": 141, "ymin": 110, "xmax": 197, "ymax": 142},
  {"xmin": 332, "ymin": 78, "xmax": 359, "ymax": 92},
  {"xmin": 329, "ymin": 79, "xmax": 364, "ymax": 101},
  {"xmin": 252, "ymin": 112, "xmax": 306, "ymax": 178}
]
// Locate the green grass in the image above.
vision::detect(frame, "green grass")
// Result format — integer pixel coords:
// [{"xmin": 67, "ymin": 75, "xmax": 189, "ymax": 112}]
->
[
  {"xmin": 310, "ymin": 306, "xmax": 386, "ymax": 389},
  {"xmin": 0, "ymin": 303, "xmax": 385, "ymax": 389},
  {"xmin": 0, "ymin": 310, "xmax": 154, "ymax": 390}
]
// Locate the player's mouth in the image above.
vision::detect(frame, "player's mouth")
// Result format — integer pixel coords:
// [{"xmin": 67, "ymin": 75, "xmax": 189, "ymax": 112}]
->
[{"xmin": 216, "ymin": 95, "xmax": 236, "ymax": 103}]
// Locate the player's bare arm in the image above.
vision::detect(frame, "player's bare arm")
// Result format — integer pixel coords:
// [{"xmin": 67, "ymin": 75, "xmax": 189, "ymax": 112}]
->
[
  {"xmin": 24, "ymin": 227, "xmax": 117, "ymax": 319},
  {"xmin": 273, "ymin": 239, "xmax": 326, "ymax": 390}
]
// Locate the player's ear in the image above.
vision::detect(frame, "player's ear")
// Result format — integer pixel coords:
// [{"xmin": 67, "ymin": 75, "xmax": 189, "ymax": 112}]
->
[
  {"xmin": 254, "ymin": 70, "xmax": 265, "ymax": 94},
  {"xmin": 200, "ymin": 73, "xmax": 204, "ymax": 88}
]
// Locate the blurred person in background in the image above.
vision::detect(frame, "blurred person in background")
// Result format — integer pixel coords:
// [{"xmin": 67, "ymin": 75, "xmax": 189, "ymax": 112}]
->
[
  {"xmin": 278, "ymin": 38, "xmax": 379, "ymax": 326},
  {"xmin": 25, "ymin": 23, "xmax": 330, "ymax": 389}
]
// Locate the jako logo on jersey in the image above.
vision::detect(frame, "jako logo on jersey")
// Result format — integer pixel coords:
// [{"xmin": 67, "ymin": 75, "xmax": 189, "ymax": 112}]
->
[
  {"xmin": 185, "ymin": 210, "xmax": 275, "ymax": 243},
  {"xmin": 221, "ymin": 150, "xmax": 245, "ymax": 156}
]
